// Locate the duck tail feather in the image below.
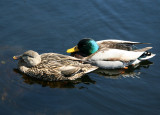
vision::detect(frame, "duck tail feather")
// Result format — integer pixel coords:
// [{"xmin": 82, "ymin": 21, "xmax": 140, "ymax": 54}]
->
[
  {"xmin": 134, "ymin": 47, "xmax": 152, "ymax": 52},
  {"xmin": 139, "ymin": 53, "xmax": 156, "ymax": 60},
  {"xmin": 131, "ymin": 42, "xmax": 151, "ymax": 45}
]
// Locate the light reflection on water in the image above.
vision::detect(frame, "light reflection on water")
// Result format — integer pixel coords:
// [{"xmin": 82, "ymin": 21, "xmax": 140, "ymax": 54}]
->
[{"xmin": 0, "ymin": 0, "xmax": 160, "ymax": 114}]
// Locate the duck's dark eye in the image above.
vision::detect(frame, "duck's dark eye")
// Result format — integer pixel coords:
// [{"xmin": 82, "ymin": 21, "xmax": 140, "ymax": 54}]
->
[
  {"xmin": 29, "ymin": 55, "xmax": 34, "ymax": 58},
  {"xmin": 23, "ymin": 54, "xmax": 33, "ymax": 58}
]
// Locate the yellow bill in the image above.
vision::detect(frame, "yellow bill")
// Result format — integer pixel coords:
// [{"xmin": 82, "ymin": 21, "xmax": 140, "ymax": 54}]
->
[
  {"xmin": 66, "ymin": 46, "xmax": 79, "ymax": 53},
  {"xmin": 13, "ymin": 56, "xmax": 20, "ymax": 60}
]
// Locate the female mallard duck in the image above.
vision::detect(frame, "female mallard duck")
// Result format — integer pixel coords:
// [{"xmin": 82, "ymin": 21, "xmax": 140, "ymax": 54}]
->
[
  {"xmin": 66, "ymin": 38, "xmax": 155, "ymax": 69},
  {"xmin": 13, "ymin": 50, "xmax": 98, "ymax": 81}
]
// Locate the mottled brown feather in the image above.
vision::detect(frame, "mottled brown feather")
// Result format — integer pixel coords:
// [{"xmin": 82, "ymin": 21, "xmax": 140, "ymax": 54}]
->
[{"xmin": 17, "ymin": 52, "xmax": 98, "ymax": 81}]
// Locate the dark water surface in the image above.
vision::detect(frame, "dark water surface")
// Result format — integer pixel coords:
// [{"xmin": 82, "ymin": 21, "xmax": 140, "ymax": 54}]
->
[{"xmin": 0, "ymin": 0, "xmax": 160, "ymax": 115}]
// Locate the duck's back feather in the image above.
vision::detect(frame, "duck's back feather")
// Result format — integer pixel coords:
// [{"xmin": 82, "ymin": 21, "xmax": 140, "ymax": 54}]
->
[
  {"xmin": 20, "ymin": 53, "xmax": 98, "ymax": 81},
  {"xmin": 97, "ymin": 39, "xmax": 150, "ymax": 51}
]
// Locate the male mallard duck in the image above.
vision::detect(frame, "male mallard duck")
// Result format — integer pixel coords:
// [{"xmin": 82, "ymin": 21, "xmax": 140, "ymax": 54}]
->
[
  {"xmin": 66, "ymin": 38, "xmax": 155, "ymax": 69},
  {"xmin": 13, "ymin": 50, "xmax": 98, "ymax": 81}
]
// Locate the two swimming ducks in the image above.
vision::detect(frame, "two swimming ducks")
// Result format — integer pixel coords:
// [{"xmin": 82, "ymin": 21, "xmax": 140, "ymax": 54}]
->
[{"xmin": 13, "ymin": 38, "xmax": 155, "ymax": 81}]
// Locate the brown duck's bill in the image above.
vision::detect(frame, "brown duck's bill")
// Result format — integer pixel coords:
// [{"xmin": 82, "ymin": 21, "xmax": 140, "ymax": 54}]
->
[
  {"xmin": 66, "ymin": 46, "xmax": 79, "ymax": 53},
  {"xmin": 13, "ymin": 55, "xmax": 21, "ymax": 60}
]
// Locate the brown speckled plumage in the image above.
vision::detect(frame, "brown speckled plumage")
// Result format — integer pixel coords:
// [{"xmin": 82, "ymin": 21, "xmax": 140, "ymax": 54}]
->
[
  {"xmin": 97, "ymin": 41, "xmax": 135, "ymax": 51},
  {"xmin": 14, "ymin": 51, "xmax": 98, "ymax": 81},
  {"xmin": 97, "ymin": 40, "xmax": 149, "ymax": 51}
]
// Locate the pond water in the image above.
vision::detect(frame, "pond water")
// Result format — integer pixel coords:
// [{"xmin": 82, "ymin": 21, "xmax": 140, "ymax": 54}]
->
[{"xmin": 0, "ymin": 0, "xmax": 160, "ymax": 115}]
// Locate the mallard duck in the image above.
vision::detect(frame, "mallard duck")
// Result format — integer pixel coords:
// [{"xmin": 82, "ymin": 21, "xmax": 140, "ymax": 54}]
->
[
  {"xmin": 66, "ymin": 38, "xmax": 155, "ymax": 69},
  {"xmin": 13, "ymin": 50, "xmax": 98, "ymax": 81}
]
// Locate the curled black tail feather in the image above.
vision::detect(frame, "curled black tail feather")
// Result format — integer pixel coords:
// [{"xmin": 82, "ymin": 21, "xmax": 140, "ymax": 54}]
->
[
  {"xmin": 141, "ymin": 51, "xmax": 151, "ymax": 56},
  {"xmin": 139, "ymin": 51, "xmax": 152, "ymax": 60}
]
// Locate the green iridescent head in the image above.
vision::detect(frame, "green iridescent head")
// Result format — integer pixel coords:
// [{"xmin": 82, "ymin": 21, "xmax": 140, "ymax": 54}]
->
[{"xmin": 67, "ymin": 38, "xmax": 99, "ymax": 56}]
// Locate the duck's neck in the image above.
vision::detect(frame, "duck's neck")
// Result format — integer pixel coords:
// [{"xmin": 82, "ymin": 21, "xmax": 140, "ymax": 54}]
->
[
  {"xmin": 18, "ymin": 60, "xmax": 30, "ymax": 73},
  {"xmin": 84, "ymin": 40, "xmax": 99, "ymax": 56},
  {"xmin": 89, "ymin": 40, "xmax": 99, "ymax": 54}
]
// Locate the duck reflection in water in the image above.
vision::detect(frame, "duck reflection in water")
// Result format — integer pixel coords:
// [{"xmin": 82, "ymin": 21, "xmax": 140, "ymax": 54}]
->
[
  {"xmin": 13, "ymin": 60, "xmax": 153, "ymax": 88},
  {"xmin": 13, "ymin": 69, "xmax": 96, "ymax": 89},
  {"xmin": 94, "ymin": 60, "xmax": 153, "ymax": 79}
]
